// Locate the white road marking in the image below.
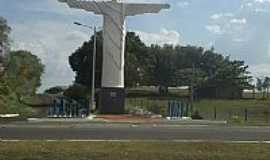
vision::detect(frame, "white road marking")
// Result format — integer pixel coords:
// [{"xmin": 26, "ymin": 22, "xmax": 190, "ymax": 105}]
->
[{"xmin": 1, "ymin": 139, "xmax": 270, "ymax": 144}]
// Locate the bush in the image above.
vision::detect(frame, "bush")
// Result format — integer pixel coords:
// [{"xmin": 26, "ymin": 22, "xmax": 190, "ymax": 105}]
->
[
  {"xmin": 191, "ymin": 110, "xmax": 203, "ymax": 120},
  {"xmin": 64, "ymin": 84, "xmax": 88, "ymax": 100},
  {"xmin": 229, "ymin": 115, "xmax": 244, "ymax": 124},
  {"xmin": 45, "ymin": 86, "xmax": 65, "ymax": 94},
  {"xmin": 0, "ymin": 83, "xmax": 33, "ymax": 118},
  {"xmin": 146, "ymin": 104, "xmax": 167, "ymax": 117}
]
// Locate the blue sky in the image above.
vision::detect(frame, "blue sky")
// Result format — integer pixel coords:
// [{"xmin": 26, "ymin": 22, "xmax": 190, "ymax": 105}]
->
[{"xmin": 1, "ymin": 0, "xmax": 270, "ymax": 92}]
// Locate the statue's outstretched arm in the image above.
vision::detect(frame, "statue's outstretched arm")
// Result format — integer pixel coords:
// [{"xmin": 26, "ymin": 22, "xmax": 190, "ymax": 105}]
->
[
  {"xmin": 125, "ymin": 3, "xmax": 170, "ymax": 16},
  {"xmin": 58, "ymin": 0, "xmax": 102, "ymax": 14}
]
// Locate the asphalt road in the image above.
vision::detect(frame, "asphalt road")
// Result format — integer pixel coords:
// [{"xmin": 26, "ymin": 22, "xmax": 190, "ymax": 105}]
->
[{"xmin": 1, "ymin": 123, "xmax": 270, "ymax": 141}]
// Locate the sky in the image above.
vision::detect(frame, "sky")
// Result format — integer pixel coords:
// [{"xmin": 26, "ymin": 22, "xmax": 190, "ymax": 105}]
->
[{"xmin": 0, "ymin": 0, "xmax": 270, "ymax": 92}]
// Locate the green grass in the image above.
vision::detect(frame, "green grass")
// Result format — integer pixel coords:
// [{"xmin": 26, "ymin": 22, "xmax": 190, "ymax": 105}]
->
[
  {"xmin": 0, "ymin": 141, "xmax": 270, "ymax": 160},
  {"xmin": 126, "ymin": 98, "xmax": 270, "ymax": 124},
  {"xmin": 194, "ymin": 99, "xmax": 270, "ymax": 123}
]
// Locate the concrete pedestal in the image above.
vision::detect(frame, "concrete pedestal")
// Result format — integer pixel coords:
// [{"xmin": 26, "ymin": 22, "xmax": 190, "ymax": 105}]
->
[{"xmin": 98, "ymin": 88, "xmax": 125, "ymax": 114}]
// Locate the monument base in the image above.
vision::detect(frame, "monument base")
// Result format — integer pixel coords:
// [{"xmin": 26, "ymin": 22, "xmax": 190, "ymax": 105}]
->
[{"xmin": 98, "ymin": 87, "xmax": 125, "ymax": 114}]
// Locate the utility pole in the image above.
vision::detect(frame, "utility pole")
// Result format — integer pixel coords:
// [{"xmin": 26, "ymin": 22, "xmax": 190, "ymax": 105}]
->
[
  {"xmin": 90, "ymin": 26, "xmax": 97, "ymax": 114},
  {"xmin": 74, "ymin": 22, "xmax": 98, "ymax": 116},
  {"xmin": 190, "ymin": 63, "xmax": 195, "ymax": 114}
]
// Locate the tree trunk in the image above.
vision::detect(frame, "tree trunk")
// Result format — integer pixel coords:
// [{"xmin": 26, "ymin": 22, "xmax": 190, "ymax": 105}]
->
[
  {"xmin": 266, "ymin": 87, "xmax": 269, "ymax": 99},
  {"xmin": 253, "ymin": 88, "xmax": 256, "ymax": 99},
  {"xmin": 190, "ymin": 86, "xmax": 194, "ymax": 111},
  {"xmin": 158, "ymin": 85, "xmax": 168, "ymax": 96}
]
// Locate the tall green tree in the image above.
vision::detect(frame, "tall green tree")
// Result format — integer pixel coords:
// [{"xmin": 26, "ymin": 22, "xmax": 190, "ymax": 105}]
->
[
  {"xmin": 0, "ymin": 18, "xmax": 44, "ymax": 116},
  {"xmin": 69, "ymin": 31, "xmax": 103, "ymax": 90},
  {"xmin": 0, "ymin": 17, "xmax": 11, "ymax": 49},
  {"xmin": 69, "ymin": 31, "xmax": 148, "ymax": 90},
  {"xmin": 263, "ymin": 77, "xmax": 270, "ymax": 98},
  {"xmin": 125, "ymin": 32, "xmax": 148, "ymax": 87},
  {"xmin": 257, "ymin": 78, "xmax": 263, "ymax": 97},
  {"xmin": 0, "ymin": 16, "xmax": 11, "ymax": 74},
  {"xmin": 6, "ymin": 50, "xmax": 44, "ymax": 100},
  {"xmin": 174, "ymin": 46, "xmax": 206, "ymax": 87},
  {"xmin": 69, "ymin": 31, "xmax": 252, "ymax": 98},
  {"xmin": 144, "ymin": 44, "xmax": 176, "ymax": 94}
]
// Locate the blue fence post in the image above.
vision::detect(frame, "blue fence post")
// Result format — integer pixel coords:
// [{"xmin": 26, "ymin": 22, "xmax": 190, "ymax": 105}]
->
[
  {"xmin": 171, "ymin": 101, "xmax": 174, "ymax": 117},
  {"xmin": 176, "ymin": 101, "xmax": 180, "ymax": 118},
  {"xmin": 173, "ymin": 100, "xmax": 177, "ymax": 118},
  {"xmin": 245, "ymin": 108, "xmax": 248, "ymax": 122},
  {"xmin": 186, "ymin": 102, "xmax": 189, "ymax": 117},
  {"xmin": 214, "ymin": 107, "xmax": 217, "ymax": 120},
  {"xmin": 180, "ymin": 102, "xmax": 184, "ymax": 117}
]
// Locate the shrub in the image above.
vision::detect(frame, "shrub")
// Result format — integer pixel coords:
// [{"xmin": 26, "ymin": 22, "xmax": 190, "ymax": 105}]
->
[{"xmin": 191, "ymin": 110, "xmax": 203, "ymax": 120}]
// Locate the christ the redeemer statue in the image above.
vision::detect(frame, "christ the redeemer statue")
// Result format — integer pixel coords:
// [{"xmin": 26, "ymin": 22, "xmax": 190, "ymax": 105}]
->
[{"xmin": 59, "ymin": 0, "xmax": 170, "ymax": 114}]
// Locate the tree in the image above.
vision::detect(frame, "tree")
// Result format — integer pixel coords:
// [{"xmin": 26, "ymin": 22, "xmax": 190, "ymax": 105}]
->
[
  {"xmin": 6, "ymin": 50, "xmax": 44, "ymax": 100},
  {"xmin": 263, "ymin": 77, "xmax": 270, "ymax": 98},
  {"xmin": 125, "ymin": 32, "xmax": 148, "ymax": 87},
  {"xmin": 69, "ymin": 31, "xmax": 252, "ymax": 98},
  {"xmin": 44, "ymin": 86, "xmax": 67, "ymax": 95},
  {"xmin": 69, "ymin": 31, "xmax": 103, "ymax": 90},
  {"xmin": 174, "ymin": 46, "xmax": 206, "ymax": 87},
  {"xmin": 0, "ymin": 17, "xmax": 11, "ymax": 44},
  {"xmin": 0, "ymin": 16, "xmax": 11, "ymax": 75},
  {"xmin": 257, "ymin": 78, "xmax": 263, "ymax": 98},
  {"xmin": 69, "ymin": 31, "xmax": 148, "ymax": 90},
  {"xmin": 63, "ymin": 84, "xmax": 88, "ymax": 100},
  {"xmin": 0, "ymin": 18, "xmax": 44, "ymax": 116},
  {"xmin": 181, "ymin": 48, "xmax": 252, "ymax": 99},
  {"xmin": 145, "ymin": 45, "xmax": 176, "ymax": 95}
]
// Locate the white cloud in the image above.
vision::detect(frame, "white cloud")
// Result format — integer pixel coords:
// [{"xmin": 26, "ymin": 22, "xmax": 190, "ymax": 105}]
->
[
  {"xmin": 254, "ymin": 0, "xmax": 270, "ymax": 3},
  {"xmin": 135, "ymin": 28, "xmax": 182, "ymax": 46},
  {"xmin": 210, "ymin": 13, "xmax": 234, "ymax": 20},
  {"xmin": 268, "ymin": 43, "xmax": 270, "ymax": 56},
  {"xmin": 232, "ymin": 38, "xmax": 247, "ymax": 43},
  {"xmin": 254, "ymin": 8, "xmax": 269, "ymax": 13},
  {"xmin": 11, "ymin": 22, "xmax": 90, "ymax": 92},
  {"xmin": 205, "ymin": 25, "xmax": 224, "ymax": 35},
  {"xmin": 207, "ymin": 14, "xmax": 247, "ymax": 37},
  {"xmin": 243, "ymin": 0, "xmax": 270, "ymax": 5},
  {"xmin": 249, "ymin": 64, "xmax": 270, "ymax": 78},
  {"xmin": 241, "ymin": 0, "xmax": 270, "ymax": 13},
  {"xmin": 230, "ymin": 18, "xmax": 247, "ymax": 24},
  {"xmin": 177, "ymin": 1, "xmax": 189, "ymax": 8}
]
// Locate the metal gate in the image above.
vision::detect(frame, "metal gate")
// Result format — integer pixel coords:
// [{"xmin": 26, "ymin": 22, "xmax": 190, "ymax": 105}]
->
[{"xmin": 48, "ymin": 97, "xmax": 89, "ymax": 118}]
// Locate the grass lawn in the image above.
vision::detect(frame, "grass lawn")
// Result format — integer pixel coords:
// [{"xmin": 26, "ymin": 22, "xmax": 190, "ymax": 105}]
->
[
  {"xmin": 195, "ymin": 99, "xmax": 270, "ymax": 123},
  {"xmin": 0, "ymin": 141, "xmax": 270, "ymax": 160},
  {"xmin": 126, "ymin": 98, "xmax": 270, "ymax": 124}
]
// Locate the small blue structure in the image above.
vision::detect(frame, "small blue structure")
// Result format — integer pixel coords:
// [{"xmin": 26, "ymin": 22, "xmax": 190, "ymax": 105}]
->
[
  {"xmin": 168, "ymin": 100, "xmax": 190, "ymax": 119},
  {"xmin": 48, "ymin": 96, "xmax": 89, "ymax": 118}
]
